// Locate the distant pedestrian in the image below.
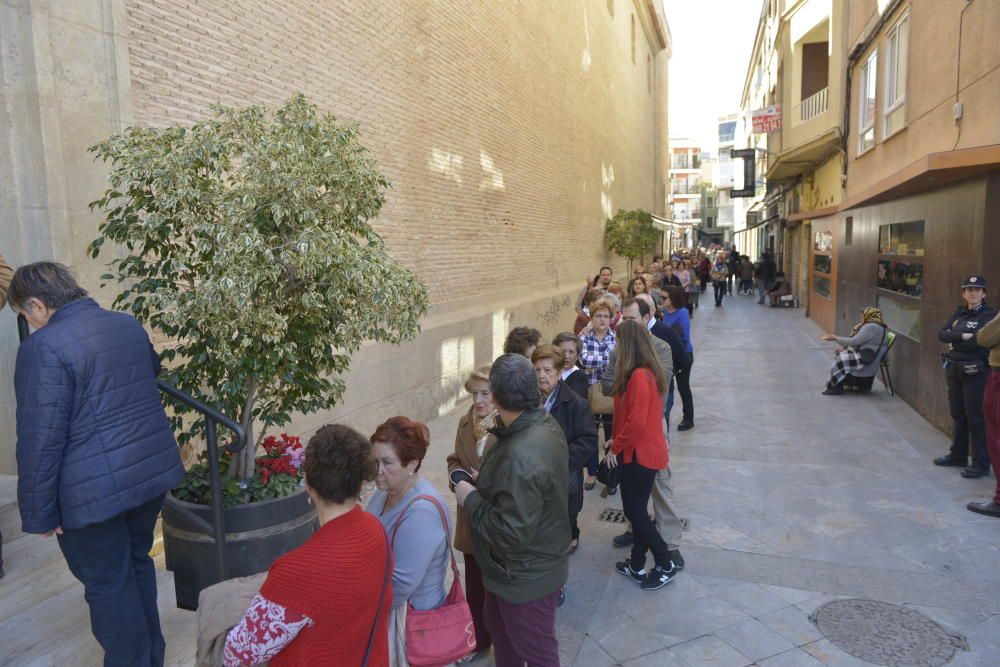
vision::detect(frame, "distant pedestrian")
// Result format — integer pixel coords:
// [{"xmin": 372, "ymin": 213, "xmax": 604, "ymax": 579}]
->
[
  {"xmin": 710, "ymin": 255, "xmax": 729, "ymax": 307},
  {"xmin": 504, "ymin": 326, "xmax": 541, "ymax": 358},
  {"xmin": 969, "ymin": 310, "xmax": 1000, "ymax": 518},
  {"xmin": 453, "ymin": 354, "xmax": 570, "ymax": 667},
  {"xmin": 697, "ymin": 256, "xmax": 711, "ymax": 293},
  {"xmin": 933, "ymin": 277, "xmax": 997, "ymax": 479},
  {"xmin": 8, "ymin": 262, "xmax": 185, "ymax": 666},
  {"xmin": 725, "ymin": 250, "xmax": 740, "ymax": 295},
  {"xmin": 756, "ymin": 252, "xmax": 777, "ymax": 304},
  {"xmin": 605, "ymin": 321, "xmax": 676, "ymax": 591},
  {"xmin": 739, "ymin": 255, "xmax": 754, "ymax": 295}
]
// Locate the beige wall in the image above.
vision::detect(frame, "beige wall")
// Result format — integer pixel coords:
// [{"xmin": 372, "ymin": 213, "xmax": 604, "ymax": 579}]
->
[
  {"xmin": 0, "ymin": 0, "xmax": 668, "ymax": 473},
  {"xmin": 846, "ymin": 0, "xmax": 1000, "ymax": 194}
]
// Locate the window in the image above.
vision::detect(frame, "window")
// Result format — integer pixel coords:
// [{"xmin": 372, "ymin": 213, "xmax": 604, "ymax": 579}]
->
[
  {"xmin": 858, "ymin": 50, "xmax": 878, "ymax": 154},
  {"xmin": 877, "ymin": 293, "xmax": 921, "ymax": 341},
  {"xmin": 877, "ymin": 259, "xmax": 923, "ymax": 298},
  {"xmin": 883, "ymin": 13, "xmax": 909, "ymax": 137},
  {"xmin": 845, "ymin": 216, "xmax": 853, "ymax": 246},
  {"xmin": 813, "ymin": 276, "xmax": 832, "ymax": 300},
  {"xmin": 878, "ymin": 220, "xmax": 924, "ymax": 256}
]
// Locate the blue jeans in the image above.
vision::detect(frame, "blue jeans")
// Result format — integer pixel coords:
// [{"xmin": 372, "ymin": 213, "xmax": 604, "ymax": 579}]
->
[
  {"xmin": 57, "ymin": 494, "xmax": 167, "ymax": 667},
  {"xmin": 665, "ymin": 379, "xmax": 675, "ymax": 427}
]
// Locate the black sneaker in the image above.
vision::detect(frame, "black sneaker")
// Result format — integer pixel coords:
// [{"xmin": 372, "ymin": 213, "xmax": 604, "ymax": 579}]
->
[
  {"xmin": 612, "ymin": 530, "xmax": 634, "ymax": 548},
  {"xmin": 615, "ymin": 559, "xmax": 646, "ymax": 583},
  {"xmin": 677, "ymin": 421, "xmax": 694, "ymax": 431},
  {"xmin": 668, "ymin": 550, "xmax": 685, "ymax": 571},
  {"xmin": 934, "ymin": 455, "xmax": 967, "ymax": 467},
  {"xmin": 558, "ymin": 587, "xmax": 566, "ymax": 607},
  {"xmin": 641, "ymin": 563, "xmax": 677, "ymax": 590},
  {"xmin": 961, "ymin": 466, "xmax": 990, "ymax": 479}
]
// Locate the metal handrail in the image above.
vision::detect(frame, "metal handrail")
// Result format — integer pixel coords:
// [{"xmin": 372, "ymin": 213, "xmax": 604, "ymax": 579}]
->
[{"xmin": 17, "ymin": 314, "xmax": 246, "ymax": 581}]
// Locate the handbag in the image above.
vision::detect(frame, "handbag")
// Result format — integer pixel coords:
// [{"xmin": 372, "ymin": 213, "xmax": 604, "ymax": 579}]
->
[
  {"xmin": 391, "ymin": 495, "xmax": 476, "ymax": 666},
  {"xmin": 596, "ymin": 449, "xmax": 622, "ymax": 488},
  {"xmin": 361, "ymin": 528, "xmax": 392, "ymax": 667},
  {"xmin": 858, "ymin": 326, "xmax": 888, "ymax": 365},
  {"xmin": 589, "ymin": 382, "xmax": 614, "ymax": 415}
]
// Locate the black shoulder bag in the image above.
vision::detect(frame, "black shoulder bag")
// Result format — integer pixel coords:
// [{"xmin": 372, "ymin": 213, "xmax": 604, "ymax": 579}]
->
[
  {"xmin": 858, "ymin": 326, "xmax": 888, "ymax": 365},
  {"xmin": 362, "ymin": 529, "xmax": 392, "ymax": 667}
]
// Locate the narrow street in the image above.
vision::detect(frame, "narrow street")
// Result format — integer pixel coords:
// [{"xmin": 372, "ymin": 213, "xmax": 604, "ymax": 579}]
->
[{"xmin": 2, "ymin": 295, "xmax": 999, "ymax": 666}]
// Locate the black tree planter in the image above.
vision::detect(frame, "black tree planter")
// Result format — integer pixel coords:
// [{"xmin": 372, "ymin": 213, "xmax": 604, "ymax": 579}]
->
[{"xmin": 162, "ymin": 488, "xmax": 317, "ymax": 610}]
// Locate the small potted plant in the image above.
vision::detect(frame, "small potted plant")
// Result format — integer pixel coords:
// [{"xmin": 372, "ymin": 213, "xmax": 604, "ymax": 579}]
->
[{"xmin": 89, "ymin": 95, "xmax": 429, "ymax": 608}]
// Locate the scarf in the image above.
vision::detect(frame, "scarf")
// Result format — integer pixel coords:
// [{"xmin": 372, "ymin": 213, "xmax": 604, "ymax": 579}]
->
[
  {"xmin": 472, "ymin": 410, "xmax": 494, "ymax": 442},
  {"xmin": 850, "ymin": 307, "xmax": 887, "ymax": 336}
]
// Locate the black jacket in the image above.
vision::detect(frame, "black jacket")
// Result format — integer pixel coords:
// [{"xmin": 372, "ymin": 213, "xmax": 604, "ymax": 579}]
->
[
  {"xmin": 651, "ymin": 319, "xmax": 692, "ymax": 371},
  {"xmin": 548, "ymin": 382, "xmax": 598, "ymax": 517},
  {"xmin": 563, "ymin": 368, "xmax": 589, "ymax": 401},
  {"xmin": 939, "ymin": 303, "xmax": 998, "ymax": 361}
]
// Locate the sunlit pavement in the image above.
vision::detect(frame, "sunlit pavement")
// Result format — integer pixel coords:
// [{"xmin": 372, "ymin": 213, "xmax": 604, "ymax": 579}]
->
[{"xmin": 420, "ymin": 293, "xmax": 1000, "ymax": 667}]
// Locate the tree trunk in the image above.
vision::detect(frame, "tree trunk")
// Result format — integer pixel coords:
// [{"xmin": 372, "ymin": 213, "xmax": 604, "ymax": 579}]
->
[{"xmin": 228, "ymin": 380, "xmax": 258, "ymax": 481}]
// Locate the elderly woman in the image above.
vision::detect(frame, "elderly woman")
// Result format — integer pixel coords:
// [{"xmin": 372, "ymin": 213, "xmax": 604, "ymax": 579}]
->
[
  {"xmin": 446, "ymin": 366, "xmax": 496, "ymax": 663},
  {"xmin": 223, "ymin": 425, "xmax": 390, "ymax": 666},
  {"xmin": 367, "ymin": 417, "xmax": 452, "ymax": 666},
  {"xmin": 820, "ymin": 307, "xmax": 889, "ymax": 396},
  {"xmin": 533, "ymin": 345, "xmax": 598, "ymax": 554},
  {"xmin": 8, "ymin": 262, "xmax": 184, "ymax": 665},
  {"xmin": 606, "ymin": 284, "xmax": 625, "ymax": 331},
  {"xmin": 553, "ymin": 331, "xmax": 589, "ymax": 399},
  {"xmin": 579, "ymin": 299, "xmax": 617, "ymax": 486}
]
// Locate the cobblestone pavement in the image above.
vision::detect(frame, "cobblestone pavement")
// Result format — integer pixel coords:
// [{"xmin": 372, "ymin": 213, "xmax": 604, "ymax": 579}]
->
[{"xmin": 417, "ymin": 294, "xmax": 1000, "ymax": 667}]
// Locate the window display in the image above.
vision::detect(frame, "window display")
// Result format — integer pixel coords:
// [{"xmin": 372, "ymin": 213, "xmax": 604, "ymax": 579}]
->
[
  {"xmin": 878, "ymin": 220, "xmax": 925, "ymax": 256},
  {"xmin": 878, "ymin": 293, "xmax": 921, "ymax": 341},
  {"xmin": 877, "ymin": 259, "xmax": 923, "ymax": 298}
]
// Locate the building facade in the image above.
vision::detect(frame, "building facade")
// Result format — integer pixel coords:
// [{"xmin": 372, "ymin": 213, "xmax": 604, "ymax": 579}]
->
[
  {"xmin": 668, "ymin": 138, "xmax": 703, "ymax": 235},
  {"xmin": 740, "ymin": 0, "xmax": 1000, "ymax": 432},
  {"xmin": 0, "ymin": 0, "xmax": 672, "ymax": 473}
]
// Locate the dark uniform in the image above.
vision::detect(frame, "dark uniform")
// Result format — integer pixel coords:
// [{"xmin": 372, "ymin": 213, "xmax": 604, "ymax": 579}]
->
[{"xmin": 936, "ymin": 277, "xmax": 997, "ymax": 477}]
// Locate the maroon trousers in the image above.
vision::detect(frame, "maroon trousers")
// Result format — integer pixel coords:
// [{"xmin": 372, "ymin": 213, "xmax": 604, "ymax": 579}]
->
[
  {"xmin": 483, "ymin": 588, "xmax": 560, "ymax": 667},
  {"xmin": 984, "ymin": 370, "xmax": 1000, "ymax": 505},
  {"xmin": 462, "ymin": 552, "xmax": 493, "ymax": 653}
]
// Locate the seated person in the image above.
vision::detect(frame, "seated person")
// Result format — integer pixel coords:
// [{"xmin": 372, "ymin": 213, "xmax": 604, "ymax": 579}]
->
[
  {"xmin": 767, "ymin": 272, "xmax": 792, "ymax": 306},
  {"xmin": 819, "ymin": 307, "xmax": 889, "ymax": 395}
]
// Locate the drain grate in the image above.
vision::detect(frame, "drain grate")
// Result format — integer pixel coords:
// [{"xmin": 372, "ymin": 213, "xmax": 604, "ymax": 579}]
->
[
  {"xmin": 598, "ymin": 508, "xmax": 690, "ymax": 529},
  {"xmin": 810, "ymin": 599, "xmax": 967, "ymax": 667}
]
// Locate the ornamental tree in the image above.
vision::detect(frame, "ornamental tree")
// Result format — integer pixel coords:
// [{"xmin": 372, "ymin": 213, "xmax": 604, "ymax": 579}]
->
[
  {"xmin": 604, "ymin": 208, "xmax": 659, "ymax": 272},
  {"xmin": 88, "ymin": 95, "xmax": 429, "ymax": 481}
]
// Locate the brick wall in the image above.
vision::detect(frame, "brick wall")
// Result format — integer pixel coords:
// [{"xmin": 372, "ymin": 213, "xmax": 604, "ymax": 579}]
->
[{"xmin": 124, "ymin": 0, "xmax": 664, "ymax": 305}]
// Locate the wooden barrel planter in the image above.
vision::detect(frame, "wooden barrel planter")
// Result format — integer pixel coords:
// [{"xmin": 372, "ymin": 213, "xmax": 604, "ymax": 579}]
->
[{"xmin": 162, "ymin": 488, "xmax": 317, "ymax": 610}]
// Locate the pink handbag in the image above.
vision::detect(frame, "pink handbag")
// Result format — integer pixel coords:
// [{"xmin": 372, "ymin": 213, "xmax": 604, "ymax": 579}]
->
[{"xmin": 391, "ymin": 494, "xmax": 476, "ymax": 666}]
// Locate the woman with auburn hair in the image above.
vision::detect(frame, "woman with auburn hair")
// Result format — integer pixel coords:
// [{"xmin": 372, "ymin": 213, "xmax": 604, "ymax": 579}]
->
[
  {"xmin": 532, "ymin": 345, "xmax": 598, "ymax": 556},
  {"xmin": 628, "ymin": 275, "xmax": 649, "ymax": 299},
  {"xmin": 446, "ymin": 367, "xmax": 496, "ymax": 663},
  {"xmin": 367, "ymin": 417, "xmax": 452, "ymax": 666},
  {"xmin": 605, "ymin": 321, "xmax": 675, "ymax": 591}
]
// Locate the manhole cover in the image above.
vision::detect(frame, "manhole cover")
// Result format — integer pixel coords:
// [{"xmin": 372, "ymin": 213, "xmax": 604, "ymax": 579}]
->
[{"xmin": 810, "ymin": 599, "xmax": 967, "ymax": 667}]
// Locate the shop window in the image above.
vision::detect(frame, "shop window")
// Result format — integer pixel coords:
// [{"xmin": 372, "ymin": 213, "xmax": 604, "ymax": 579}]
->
[
  {"xmin": 877, "ymin": 293, "xmax": 921, "ymax": 341},
  {"xmin": 878, "ymin": 220, "xmax": 924, "ymax": 255},
  {"xmin": 877, "ymin": 259, "xmax": 923, "ymax": 298},
  {"xmin": 814, "ymin": 255, "xmax": 833, "ymax": 274},
  {"xmin": 845, "ymin": 216, "xmax": 853, "ymax": 245},
  {"xmin": 814, "ymin": 230, "xmax": 833, "ymax": 252},
  {"xmin": 813, "ymin": 275, "xmax": 832, "ymax": 300}
]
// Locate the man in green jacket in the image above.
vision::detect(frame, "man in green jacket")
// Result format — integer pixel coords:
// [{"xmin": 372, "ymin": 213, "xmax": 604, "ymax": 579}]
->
[{"xmin": 454, "ymin": 353, "xmax": 569, "ymax": 667}]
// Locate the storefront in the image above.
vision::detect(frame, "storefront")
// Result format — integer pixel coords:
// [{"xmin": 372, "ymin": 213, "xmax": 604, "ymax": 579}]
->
[{"xmin": 808, "ymin": 215, "xmax": 838, "ymax": 335}]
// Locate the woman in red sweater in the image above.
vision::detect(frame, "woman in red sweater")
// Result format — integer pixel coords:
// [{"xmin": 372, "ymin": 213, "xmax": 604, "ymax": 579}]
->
[
  {"xmin": 604, "ymin": 320, "xmax": 674, "ymax": 591},
  {"xmin": 223, "ymin": 424, "xmax": 392, "ymax": 666}
]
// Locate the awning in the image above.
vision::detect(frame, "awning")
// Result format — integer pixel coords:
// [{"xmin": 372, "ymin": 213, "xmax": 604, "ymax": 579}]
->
[{"xmin": 651, "ymin": 214, "xmax": 697, "ymax": 233}]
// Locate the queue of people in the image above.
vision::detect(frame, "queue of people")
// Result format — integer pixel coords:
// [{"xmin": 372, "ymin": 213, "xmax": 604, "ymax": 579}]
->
[{"xmin": 5, "ymin": 251, "xmax": 1000, "ymax": 667}]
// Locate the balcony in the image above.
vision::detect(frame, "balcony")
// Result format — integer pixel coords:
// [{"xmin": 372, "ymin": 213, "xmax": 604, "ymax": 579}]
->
[{"xmin": 798, "ymin": 87, "xmax": 828, "ymax": 122}]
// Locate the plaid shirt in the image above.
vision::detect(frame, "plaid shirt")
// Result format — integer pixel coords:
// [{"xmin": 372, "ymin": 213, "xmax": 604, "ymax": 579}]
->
[{"xmin": 578, "ymin": 331, "xmax": 616, "ymax": 385}]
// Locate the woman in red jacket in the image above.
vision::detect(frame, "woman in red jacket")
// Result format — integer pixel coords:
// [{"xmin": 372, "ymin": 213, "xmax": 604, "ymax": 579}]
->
[{"xmin": 604, "ymin": 320, "xmax": 674, "ymax": 591}]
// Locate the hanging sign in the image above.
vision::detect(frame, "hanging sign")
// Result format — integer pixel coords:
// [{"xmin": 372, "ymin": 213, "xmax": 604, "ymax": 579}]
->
[{"xmin": 751, "ymin": 105, "xmax": 782, "ymax": 133}]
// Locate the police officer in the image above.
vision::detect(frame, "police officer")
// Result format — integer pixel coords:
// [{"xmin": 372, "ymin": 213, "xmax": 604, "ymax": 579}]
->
[{"xmin": 934, "ymin": 276, "xmax": 997, "ymax": 478}]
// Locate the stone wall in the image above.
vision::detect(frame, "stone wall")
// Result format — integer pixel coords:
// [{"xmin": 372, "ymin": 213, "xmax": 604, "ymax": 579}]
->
[{"xmin": 0, "ymin": 0, "xmax": 668, "ymax": 472}]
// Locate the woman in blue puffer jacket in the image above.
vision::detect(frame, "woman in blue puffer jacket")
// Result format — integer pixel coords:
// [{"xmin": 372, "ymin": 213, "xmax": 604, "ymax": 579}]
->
[{"xmin": 8, "ymin": 262, "xmax": 184, "ymax": 667}]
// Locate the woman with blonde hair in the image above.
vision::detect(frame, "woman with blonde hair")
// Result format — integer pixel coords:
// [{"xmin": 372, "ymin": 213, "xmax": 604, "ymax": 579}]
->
[
  {"xmin": 605, "ymin": 320, "xmax": 675, "ymax": 591},
  {"xmin": 445, "ymin": 366, "xmax": 496, "ymax": 662}
]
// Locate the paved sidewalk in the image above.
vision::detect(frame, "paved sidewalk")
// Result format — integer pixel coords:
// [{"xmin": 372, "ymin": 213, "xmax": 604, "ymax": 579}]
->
[{"xmin": 420, "ymin": 293, "xmax": 1000, "ymax": 667}]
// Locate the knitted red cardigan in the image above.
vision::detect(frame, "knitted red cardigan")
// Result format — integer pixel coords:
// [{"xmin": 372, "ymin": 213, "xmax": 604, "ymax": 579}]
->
[
  {"xmin": 611, "ymin": 367, "xmax": 669, "ymax": 470},
  {"xmin": 260, "ymin": 505, "xmax": 392, "ymax": 666}
]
